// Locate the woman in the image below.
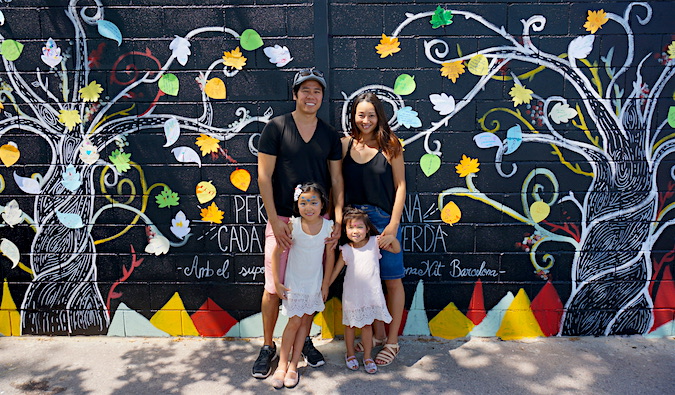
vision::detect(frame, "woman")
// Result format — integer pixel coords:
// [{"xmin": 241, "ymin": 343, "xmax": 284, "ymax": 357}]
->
[{"xmin": 341, "ymin": 91, "xmax": 406, "ymax": 366}]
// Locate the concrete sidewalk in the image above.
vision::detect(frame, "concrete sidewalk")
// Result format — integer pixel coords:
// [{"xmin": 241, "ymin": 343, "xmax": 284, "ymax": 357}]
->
[{"xmin": 0, "ymin": 336, "xmax": 673, "ymax": 394}]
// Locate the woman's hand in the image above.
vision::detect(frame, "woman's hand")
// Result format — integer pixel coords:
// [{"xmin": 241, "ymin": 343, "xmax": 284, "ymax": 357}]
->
[
  {"xmin": 321, "ymin": 284, "xmax": 329, "ymax": 302},
  {"xmin": 324, "ymin": 223, "xmax": 341, "ymax": 249},
  {"xmin": 275, "ymin": 282, "xmax": 290, "ymax": 300}
]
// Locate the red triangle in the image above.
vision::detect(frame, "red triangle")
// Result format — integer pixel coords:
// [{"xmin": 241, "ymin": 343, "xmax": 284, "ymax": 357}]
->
[
  {"xmin": 191, "ymin": 298, "xmax": 238, "ymax": 337},
  {"xmin": 531, "ymin": 281, "xmax": 564, "ymax": 337},
  {"xmin": 466, "ymin": 279, "xmax": 486, "ymax": 325},
  {"xmin": 384, "ymin": 309, "xmax": 408, "ymax": 336},
  {"xmin": 650, "ymin": 265, "xmax": 675, "ymax": 332}
]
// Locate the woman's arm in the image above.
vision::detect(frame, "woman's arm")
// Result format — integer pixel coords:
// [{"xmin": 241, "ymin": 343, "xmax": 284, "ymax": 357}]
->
[
  {"xmin": 328, "ymin": 252, "xmax": 346, "ymax": 287},
  {"xmin": 380, "ymin": 152, "xmax": 406, "ymax": 247}
]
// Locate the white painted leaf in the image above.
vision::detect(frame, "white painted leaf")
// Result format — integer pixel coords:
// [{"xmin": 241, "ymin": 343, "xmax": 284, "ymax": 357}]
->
[
  {"xmin": 170, "ymin": 211, "xmax": 191, "ymax": 239},
  {"xmin": 13, "ymin": 172, "xmax": 41, "ymax": 194},
  {"xmin": 61, "ymin": 164, "xmax": 82, "ymax": 192},
  {"xmin": 263, "ymin": 45, "xmax": 293, "ymax": 67},
  {"xmin": 429, "ymin": 93, "xmax": 456, "ymax": 115},
  {"xmin": 171, "ymin": 146, "xmax": 202, "ymax": 167},
  {"xmin": 1, "ymin": 200, "xmax": 22, "ymax": 227},
  {"xmin": 568, "ymin": 35, "xmax": 595, "ymax": 60},
  {"xmin": 169, "ymin": 36, "xmax": 191, "ymax": 66},
  {"xmin": 163, "ymin": 117, "xmax": 180, "ymax": 147},
  {"xmin": 79, "ymin": 138, "xmax": 100, "ymax": 165},
  {"xmin": 145, "ymin": 235, "xmax": 170, "ymax": 255},
  {"xmin": 0, "ymin": 238, "xmax": 20, "ymax": 268},
  {"xmin": 41, "ymin": 38, "xmax": 62, "ymax": 68},
  {"xmin": 549, "ymin": 102, "xmax": 578, "ymax": 124},
  {"xmin": 396, "ymin": 106, "xmax": 422, "ymax": 128},
  {"xmin": 473, "ymin": 132, "xmax": 502, "ymax": 149}
]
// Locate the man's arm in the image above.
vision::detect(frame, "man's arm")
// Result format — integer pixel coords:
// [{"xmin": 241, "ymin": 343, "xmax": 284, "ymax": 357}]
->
[
  {"xmin": 258, "ymin": 152, "xmax": 292, "ymax": 250},
  {"xmin": 326, "ymin": 158, "xmax": 344, "ymax": 248}
]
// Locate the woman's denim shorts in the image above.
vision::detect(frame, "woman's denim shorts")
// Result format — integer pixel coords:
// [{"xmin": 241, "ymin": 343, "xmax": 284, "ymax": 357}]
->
[{"xmin": 352, "ymin": 204, "xmax": 405, "ymax": 280}]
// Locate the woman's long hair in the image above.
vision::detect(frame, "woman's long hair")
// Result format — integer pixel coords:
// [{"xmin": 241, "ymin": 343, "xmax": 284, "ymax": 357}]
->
[{"xmin": 349, "ymin": 92, "xmax": 402, "ymax": 159}]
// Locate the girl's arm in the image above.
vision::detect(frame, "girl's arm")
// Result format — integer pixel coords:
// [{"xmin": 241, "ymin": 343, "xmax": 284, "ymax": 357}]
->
[
  {"xmin": 328, "ymin": 252, "xmax": 346, "ymax": 288},
  {"xmin": 321, "ymin": 244, "xmax": 336, "ymax": 302},
  {"xmin": 271, "ymin": 245, "xmax": 290, "ymax": 300},
  {"xmin": 379, "ymin": 152, "xmax": 406, "ymax": 250}
]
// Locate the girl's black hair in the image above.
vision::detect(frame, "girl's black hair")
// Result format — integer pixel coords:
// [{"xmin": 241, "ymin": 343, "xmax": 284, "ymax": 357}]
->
[
  {"xmin": 292, "ymin": 182, "xmax": 328, "ymax": 216},
  {"xmin": 340, "ymin": 206, "xmax": 380, "ymax": 246}
]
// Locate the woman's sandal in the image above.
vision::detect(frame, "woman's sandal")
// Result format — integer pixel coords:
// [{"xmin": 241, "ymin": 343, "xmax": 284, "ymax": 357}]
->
[
  {"xmin": 270, "ymin": 368, "xmax": 286, "ymax": 389},
  {"xmin": 363, "ymin": 358, "xmax": 378, "ymax": 374},
  {"xmin": 284, "ymin": 370, "xmax": 299, "ymax": 388},
  {"xmin": 354, "ymin": 336, "xmax": 387, "ymax": 353},
  {"xmin": 375, "ymin": 343, "xmax": 400, "ymax": 366},
  {"xmin": 345, "ymin": 354, "xmax": 359, "ymax": 371}
]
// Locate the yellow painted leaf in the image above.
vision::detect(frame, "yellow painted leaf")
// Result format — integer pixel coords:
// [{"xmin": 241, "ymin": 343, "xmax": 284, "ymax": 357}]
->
[
  {"xmin": 195, "ymin": 134, "xmax": 220, "ymax": 156},
  {"xmin": 58, "ymin": 109, "xmax": 82, "ymax": 131},
  {"xmin": 79, "ymin": 81, "xmax": 103, "ymax": 102},
  {"xmin": 196, "ymin": 180, "xmax": 217, "ymax": 204},
  {"xmin": 440, "ymin": 61, "xmax": 465, "ymax": 83},
  {"xmin": 204, "ymin": 78, "xmax": 226, "ymax": 99},
  {"xmin": 509, "ymin": 84, "xmax": 534, "ymax": 106},
  {"xmin": 222, "ymin": 46, "xmax": 246, "ymax": 70},
  {"xmin": 668, "ymin": 41, "xmax": 675, "ymax": 59},
  {"xmin": 583, "ymin": 9, "xmax": 608, "ymax": 34},
  {"xmin": 0, "ymin": 142, "xmax": 20, "ymax": 167},
  {"xmin": 230, "ymin": 168, "xmax": 251, "ymax": 192},
  {"xmin": 200, "ymin": 202, "xmax": 224, "ymax": 224},
  {"xmin": 455, "ymin": 154, "xmax": 480, "ymax": 177},
  {"xmin": 467, "ymin": 54, "xmax": 488, "ymax": 75},
  {"xmin": 375, "ymin": 34, "xmax": 401, "ymax": 58},
  {"xmin": 530, "ymin": 201, "xmax": 550, "ymax": 223},
  {"xmin": 440, "ymin": 201, "xmax": 461, "ymax": 225}
]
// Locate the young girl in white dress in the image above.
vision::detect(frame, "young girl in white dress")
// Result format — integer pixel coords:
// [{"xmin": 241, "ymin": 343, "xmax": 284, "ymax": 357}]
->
[
  {"xmin": 270, "ymin": 182, "xmax": 334, "ymax": 389},
  {"xmin": 328, "ymin": 207, "xmax": 401, "ymax": 374}
]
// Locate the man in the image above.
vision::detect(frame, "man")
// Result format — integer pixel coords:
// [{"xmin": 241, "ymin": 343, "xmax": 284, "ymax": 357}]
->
[{"xmin": 253, "ymin": 68, "xmax": 343, "ymax": 378}]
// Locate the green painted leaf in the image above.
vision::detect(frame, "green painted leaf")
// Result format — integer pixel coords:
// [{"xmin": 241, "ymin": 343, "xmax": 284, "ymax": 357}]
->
[
  {"xmin": 393, "ymin": 74, "xmax": 416, "ymax": 95},
  {"xmin": 430, "ymin": 6, "xmax": 453, "ymax": 29},
  {"xmin": 420, "ymin": 153, "xmax": 441, "ymax": 177},
  {"xmin": 109, "ymin": 149, "xmax": 131, "ymax": 173},
  {"xmin": 240, "ymin": 29, "xmax": 263, "ymax": 51},
  {"xmin": 156, "ymin": 186, "xmax": 180, "ymax": 208},
  {"xmin": 158, "ymin": 73, "xmax": 179, "ymax": 96},
  {"xmin": 1, "ymin": 39, "xmax": 24, "ymax": 61},
  {"xmin": 668, "ymin": 106, "xmax": 675, "ymax": 128}
]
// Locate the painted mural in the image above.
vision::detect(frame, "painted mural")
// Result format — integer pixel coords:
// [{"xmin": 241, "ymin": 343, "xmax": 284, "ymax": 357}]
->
[{"xmin": 0, "ymin": 1, "xmax": 673, "ymax": 339}]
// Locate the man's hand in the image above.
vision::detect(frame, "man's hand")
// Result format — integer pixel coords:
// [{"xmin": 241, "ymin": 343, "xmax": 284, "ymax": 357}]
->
[{"xmin": 271, "ymin": 218, "xmax": 292, "ymax": 250}]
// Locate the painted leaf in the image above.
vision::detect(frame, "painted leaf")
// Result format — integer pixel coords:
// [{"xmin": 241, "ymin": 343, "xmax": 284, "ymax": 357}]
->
[
  {"xmin": 668, "ymin": 106, "xmax": 675, "ymax": 128},
  {"xmin": 430, "ymin": 6, "xmax": 453, "ymax": 29},
  {"xmin": 264, "ymin": 45, "xmax": 293, "ymax": 67},
  {"xmin": 155, "ymin": 186, "xmax": 180, "ymax": 208},
  {"xmin": 13, "ymin": 172, "xmax": 41, "ymax": 194},
  {"xmin": 200, "ymin": 202, "xmax": 224, "ymax": 224},
  {"xmin": 550, "ymin": 102, "xmax": 578, "ymax": 124},
  {"xmin": 429, "ymin": 93, "xmax": 455, "ymax": 115},
  {"xmin": 0, "ymin": 142, "xmax": 20, "ymax": 167},
  {"xmin": 530, "ymin": 201, "xmax": 551, "ymax": 223},
  {"xmin": 79, "ymin": 81, "xmax": 103, "ymax": 102},
  {"xmin": 230, "ymin": 168, "xmax": 251, "ymax": 191},
  {"xmin": 79, "ymin": 138, "xmax": 100, "ymax": 165},
  {"xmin": 583, "ymin": 9, "xmax": 608, "ymax": 34},
  {"xmin": 195, "ymin": 134, "xmax": 221, "ymax": 156},
  {"xmin": 163, "ymin": 117, "xmax": 180, "ymax": 147},
  {"xmin": 158, "ymin": 73, "xmax": 179, "ymax": 96},
  {"xmin": 0, "ymin": 39, "xmax": 23, "ymax": 61},
  {"xmin": 509, "ymin": 84, "xmax": 534, "ymax": 106},
  {"xmin": 204, "ymin": 78, "xmax": 226, "ymax": 99},
  {"xmin": 97, "ymin": 19, "xmax": 122, "ymax": 46},
  {"xmin": 668, "ymin": 42, "xmax": 675, "ymax": 60},
  {"xmin": 56, "ymin": 210, "xmax": 85, "ymax": 229},
  {"xmin": 60, "ymin": 164, "xmax": 82, "ymax": 192},
  {"xmin": 393, "ymin": 74, "xmax": 415, "ymax": 95},
  {"xmin": 441, "ymin": 202, "xmax": 461, "ymax": 225},
  {"xmin": 58, "ymin": 109, "xmax": 82, "ymax": 131},
  {"xmin": 222, "ymin": 47, "xmax": 247, "ymax": 70},
  {"xmin": 109, "ymin": 149, "xmax": 131, "ymax": 173},
  {"xmin": 504, "ymin": 124, "xmax": 523, "ymax": 155},
  {"xmin": 375, "ymin": 34, "xmax": 401, "ymax": 58},
  {"xmin": 420, "ymin": 153, "xmax": 441, "ymax": 177},
  {"xmin": 396, "ymin": 106, "xmax": 422, "ymax": 128},
  {"xmin": 473, "ymin": 132, "xmax": 502, "ymax": 149},
  {"xmin": 0, "ymin": 238, "xmax": 20, "ymax": 268},
  {"xmin": 240, "ymin": 29, "xmax": 263, "ymax": 51},
  {"xmin": 170, "ymin": 211, "xmax": 191, "ymax": 240},
  {"xmin": 169, "ymin": 36, "xmax": 191, "ymax": 66},
  {"xmin": 568, "ymin": 35, "xmax": 595, "ymax": 60},
  {"xmin": 196, "ymin": 181, "xmax": 217, "ymax": 204},
  {"xmin": 172, "ymin": 146, "xmax": 202, "ymax": 167},
  {"xmin": 2, "ymin": 200, "xmax": 22, "ymax": 227},
  {"xmin": 455, "ymin": 155, "xmax": 480, "ymax": 177},
  {"xmin": 468, "ymin": 54, "xmax": 488, "ymax": 76},
  {"xmin": 145, "ymin": 235, "xmax": 170, "ymax": 256},
  {"xmin": 41, "ymin": 38, "xmax": 62, "ymax": 68},
  {"xmin": 440, "ymin": 61, "xmax": 465, "ymax": 83},
  {"xmin": 0, "ymin": 10, "xmax": 4, "ymax": 26}
]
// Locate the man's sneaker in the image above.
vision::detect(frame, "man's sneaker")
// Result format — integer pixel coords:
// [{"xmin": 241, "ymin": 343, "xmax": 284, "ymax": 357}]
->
[
  {"xmin": 301, "ymin": 336, "xmax": 325, "ymax": 367},
  {"xmin": 251, "ymin": 344, "xmax": 277, "ymax": 378}
]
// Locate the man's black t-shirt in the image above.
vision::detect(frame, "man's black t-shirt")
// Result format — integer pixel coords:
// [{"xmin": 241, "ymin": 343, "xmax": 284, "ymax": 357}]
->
[{"xmin": 258, "ymin": 113, "xmax": 342, "ymax": 218}]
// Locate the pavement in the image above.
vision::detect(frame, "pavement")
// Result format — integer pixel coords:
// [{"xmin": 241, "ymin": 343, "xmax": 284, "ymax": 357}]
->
[{"xmin": 0, "ymin": 335, "xmax": 673, "ymax": 395}]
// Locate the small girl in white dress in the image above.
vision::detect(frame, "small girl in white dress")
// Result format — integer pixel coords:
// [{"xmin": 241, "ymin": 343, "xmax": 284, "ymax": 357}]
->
[
  {"xmin": 328, "ymin": 207, "xmax": 400, "ymax": 374},
  {"xmin": 270, "ymin": 182, "xmax": 334, "ymax": 389}
]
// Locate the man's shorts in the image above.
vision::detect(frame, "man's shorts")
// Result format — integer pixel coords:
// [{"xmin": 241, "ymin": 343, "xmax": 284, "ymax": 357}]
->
[{"xmin": 263, "ymin": 216, "xmax": 290, "ymax": 295}]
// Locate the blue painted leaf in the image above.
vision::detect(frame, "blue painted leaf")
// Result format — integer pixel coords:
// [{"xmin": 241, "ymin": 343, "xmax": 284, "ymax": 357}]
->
[
  {"xmin": 473, "ymin": 132, "xmax": 502, "ymax": 149},
  {"xmin": 98, "ymin": 20, "xmax": 122, "ymax": 46},
  {"xmin": 504, "ymin": 124, "xmax": 522, "ymax": 155},
  {"xmin": 397, "ymin": 106, "xmax": 422, "ymax": 129},
  {"xmin": 56, "ymin": 210, "xmax": 84, "ymax": 229}
]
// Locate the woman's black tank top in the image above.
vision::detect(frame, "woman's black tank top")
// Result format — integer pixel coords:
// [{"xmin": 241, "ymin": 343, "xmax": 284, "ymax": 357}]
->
[{"xmin": 342, "ymin": 138, "xmax": 395, "ymax": 214}]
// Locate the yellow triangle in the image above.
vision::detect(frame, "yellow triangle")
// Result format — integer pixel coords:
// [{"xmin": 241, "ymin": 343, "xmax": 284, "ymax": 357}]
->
[
  {"xmin": 0, "ymin": 279, "xmax": 21, "ymax": 336},
  {"xmin": 496, "ymin": 288, "xmax": 545, "ymax": 340},
  {"xmin": 314, "ymin": 297, "xmax": 344, "ymax": 338},
  {"xmin": 150, "ymin": 292, "xmax": 199, "ymax": 336},
  {"xmin": 429, "ymin": 302, "xmax": 475, "ymax": 339}
]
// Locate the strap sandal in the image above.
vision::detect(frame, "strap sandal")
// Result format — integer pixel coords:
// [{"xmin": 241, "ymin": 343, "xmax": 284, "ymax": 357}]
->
[
  {"xmin": 354, "ymin": 336, "xmax": 387, "ymax": 353},
  {"xmin": 345, "ymin": 354, "xmax": 359, "ymax": 371},
  {"xmin": 270, "ymin": 368, "xmax": 286, "ymax": 389},
  {"xmin": 284, "ymin": 370, "xmax": 299, "ymax": 388},
  {"xmin": 363, "ymin": 358, "xmax": 378, "ymax": 374},
  {"xmin": 375, "ymin": 343, "xmax": 400, "ymax": 366}
]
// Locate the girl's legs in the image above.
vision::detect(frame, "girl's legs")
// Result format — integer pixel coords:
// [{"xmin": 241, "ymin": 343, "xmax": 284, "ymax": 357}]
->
[
  {"xmin": 344, "ymin": 325, "xmax": 356, "ymax": 357},
  {"xmin": 361, "ymin": 324, "xmax": 373, "ymax": 361},
  {"xmin": 285, "ymin": 314, "xmax": 311, "ymax": 387},
  {"xmin": 271, "ymin": 315, "xmax": 302, "ymax": 387}
]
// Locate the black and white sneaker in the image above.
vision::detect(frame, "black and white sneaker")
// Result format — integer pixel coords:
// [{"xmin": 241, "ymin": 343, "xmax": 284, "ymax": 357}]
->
[
  {"xmin": 251, "ymin": 343, "xmax": 277, "ymax": 378},
  {"xmin": 301, "ymin": 336, "xmax": 325, "ymax": 367}
]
